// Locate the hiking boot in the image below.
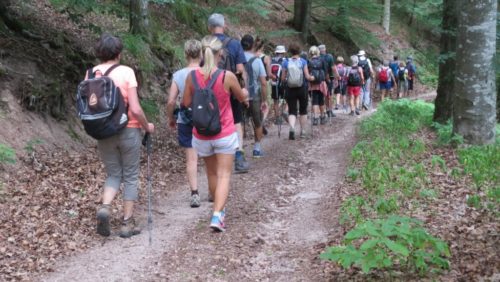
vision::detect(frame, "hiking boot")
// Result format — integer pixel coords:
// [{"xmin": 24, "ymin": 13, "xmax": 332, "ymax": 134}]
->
[
  {"xmin": 320, "ymin": 116, "xmax": 327, "ymax": 125},
  {"xmin": 313, "ymin": 118, "xmax": 319, "ymax": 126},
  {"xmin": 263, "ymin": 126, "xmax": 268, "ymax": 136},
  {"xmin": 300, "ymin": 131, "xmax": 306, "ymax": 139},
  {"xmin": 119, "ymin": 217, "xmax": 141, "ymax": 238},
  {"xmin": 362, "ymin": 104, "xmax": 369, "ymax": 111},
  {"xmin": 355, "ymin": 109, "xmax": 360, "ymax": 115},
  {"xmin": 190, "ymin": 193, "xmax": 201, "ymax": 208},
  {"xmin": 96, "ymin": 204, "xmax": 111, "ymax": 237},
  {"xmin": 234, "ymin": 150, "xmax": 249, "ymax": 174},
  {"xmin": 289, "ymin": 131, "xmax": 295, "ymax": 140},
  {"xmin": 253, "ymin": 149, "xmax": 263, "ymax": 158},
  {"xmin": 350, "ymin": 111, "xmax": 355, "ymax": 116},
  {"xmin": 210, "ymin": 213, "xmax": 225, "ymax": 232}
]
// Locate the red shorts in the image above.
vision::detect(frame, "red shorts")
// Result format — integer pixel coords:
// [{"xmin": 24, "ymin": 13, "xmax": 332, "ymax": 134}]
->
[{"xmin": 347, "ymin": 86, "xmax": 361, "ymax": 97}]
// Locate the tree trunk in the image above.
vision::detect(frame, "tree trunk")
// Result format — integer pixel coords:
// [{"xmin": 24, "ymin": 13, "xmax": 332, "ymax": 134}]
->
[
  {"xmin": 433, "ymin": 0, "xmax": 457, "ymax": 124},
  {"xmin": 382, "ymin": 0, "xmax": 390, "ymax": 34},
  {"xmin": 129, "ymin": 0, "xmax": 150, "ymax": 40},
  {"xmin": 453, "ymin": 0, "xmax": 497, "ymax": 145},
  {"xmin": 293, "ymin": 0, "xmax": 311, "ymax": 42},
  {"xmin": 408, "ymin": 0, "xmax": 416, "ymax": 26}
]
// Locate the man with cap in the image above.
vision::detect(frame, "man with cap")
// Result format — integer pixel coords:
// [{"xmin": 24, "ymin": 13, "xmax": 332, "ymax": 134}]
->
[
  {"xmin": 207, "ymin": 13, "xmax": 250, "ymax": 173},
  {"xmin": 270, "ymin": 45, "xmax": 287, "ymax": 124},
  {"xmin": 357, "ymin": 50, "xmax": 375, "ymax": 110},
  {"xmin": 319, "ymin": 44, "xmax": 336, "ymax": 117},
  {"xmin": 406, "ymin": 55, "xmax": 417, "ymax": 96}
]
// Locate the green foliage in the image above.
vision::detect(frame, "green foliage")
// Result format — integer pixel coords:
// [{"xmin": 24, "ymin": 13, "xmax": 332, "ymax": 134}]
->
[
  {"xmin": 459, "ymin": 143, "xmax": 500, "ymax": 190},
  {"xmin": 50, "ymin": 0, "xmax": 127, "ymax": 17},
  {"xmin": 121, "ymin": 33, "xmax": 156, "ymax": 73},
  {"xmin": 0, "ymin": 143, "xmax": 16, "ymax": 164},
  {"xmin": 430, "ymin": 155, "xmax": 447, "ymax": 171},
  {"xmin": 432, "ymin": 120, "xmax": 464, "ymax": 146},
  {"xmin": 321, "ymin": 216, "xmax": 450, "ymax": 275},
  {"xmin": 419, "ymin": 188, "xmax": 438, "ymax": 199},
  {"xmin": 140, "ymin": 98, "xmax": 160, "ymax": 122},
  {"xmin": 466, "ymin": 194, "xmax": 481, "ymax": 209},
  {"xmin": 340, "ymin": 196, "xmax": 369, "ymax": 224},
  {"xmin": 24, "ymin": 139, "xmax": 43, "ymax": 153},
  {"xmin": 346, "ymin": 167, "xmax": 360, "ymax": 182}
]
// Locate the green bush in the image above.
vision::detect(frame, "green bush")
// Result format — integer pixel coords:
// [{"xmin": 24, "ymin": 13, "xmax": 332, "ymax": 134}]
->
[
  {"xmin": 0, "ymin": 143, "xmax": 16, "ymax": 164},
  {"xmin": 321, "ymin": 216, "xmax": 450, "ymax": 275}
]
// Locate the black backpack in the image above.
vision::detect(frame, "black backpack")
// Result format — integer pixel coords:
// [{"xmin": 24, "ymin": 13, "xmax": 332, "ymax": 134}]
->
[
  {"xmin": 398, "ymin": 67, "xmax": 406, "ymax": 81},
  {"xmin": 218, "ymin": 37, "xmax": 236, "ymax": 72},
  {"xmin": 76, "ymin": 64, "xmax": 128, "ymax": 140},
  {"xmin": 348, "ymin": 67, "xmax": 362, "ymax": 87},
  {"xmin": 309, "ymin": 57, "xmax": 326, "ymax": 84},
  {"xmin": 244, "ymin": 57, "xmax": 258, "ymax": 99},
  {"xmin": 191, "ymin": 69, "xmax": 223, "ymax": 136},
  {"xmin": 358, "ymin": 58, "xmax": 371, "ymax": 81}
]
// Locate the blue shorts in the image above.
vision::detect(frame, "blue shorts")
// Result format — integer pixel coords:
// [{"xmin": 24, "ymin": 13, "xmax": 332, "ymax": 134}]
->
[
  {"xmin": 177, "ymin": 123, "xmax": 193, "ymax": 148},
  {"xmin": 379, "ymin": 81, "xmax": 392, "ymax": 90}
]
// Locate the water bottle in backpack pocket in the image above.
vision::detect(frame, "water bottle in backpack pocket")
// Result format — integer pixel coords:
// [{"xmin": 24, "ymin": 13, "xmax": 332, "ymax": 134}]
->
[
  {"xmin": 190, "ymin": 69, "xmax": 223, "ymax": 136},
  {"xmin": 76, "ymin": 64, "xmax": 128, "ymax": 140}
]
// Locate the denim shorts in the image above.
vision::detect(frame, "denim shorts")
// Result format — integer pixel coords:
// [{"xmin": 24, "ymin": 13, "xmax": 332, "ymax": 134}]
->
[
  {"xmin": 192, "ymin": 132, "xmax": 239, "ymax": 157},
  {"xmin": 177, "ymin": 123, "xmax": 193, "ymax": 148},
  {"xmin": 379, "ymin": 81, "xmax": 392, "ymax": 90}
]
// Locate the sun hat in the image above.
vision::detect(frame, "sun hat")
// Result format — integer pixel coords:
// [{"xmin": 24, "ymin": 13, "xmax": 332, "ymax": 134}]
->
[
  {"xmin": 275, "ymin": 45, "xmax": 286, "ymax": 53},
  {"xmin": 318, "ymin": 44, "xmax": 326, "ymax": 50},
  {"xmin": 358, "ymin": 50, "xmax": 366, "ymax": 56}
]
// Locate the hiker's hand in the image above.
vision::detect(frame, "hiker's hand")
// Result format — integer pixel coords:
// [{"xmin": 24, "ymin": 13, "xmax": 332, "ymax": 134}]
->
[
  {"xmin": 309, "ymin": 76, "xmax": 315, "ymax": 81},
  {"xmin": 146, "ymin": 123, "xmax": 155, "ymax": 133}
]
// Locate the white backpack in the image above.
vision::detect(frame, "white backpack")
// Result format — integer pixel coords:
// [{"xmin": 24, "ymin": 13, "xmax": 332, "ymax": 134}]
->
[{"xmin": 287, "ymin": 58, "xmax": 304, "ymax": 88}]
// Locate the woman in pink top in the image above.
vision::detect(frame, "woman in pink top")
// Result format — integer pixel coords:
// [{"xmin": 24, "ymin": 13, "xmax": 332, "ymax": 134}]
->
[
  {"xmin": 91, "ymin": 33, "xmax": 155, "ymax": 238},
  {"xmin": 182, "ymin": 35, "xmax": 248, "ymax": 232}
]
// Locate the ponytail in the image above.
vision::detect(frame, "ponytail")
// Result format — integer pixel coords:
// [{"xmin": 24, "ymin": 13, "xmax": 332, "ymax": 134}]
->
[{"xmin": 201, "ymin": 35, "xmax": 223, "ymax": 80}]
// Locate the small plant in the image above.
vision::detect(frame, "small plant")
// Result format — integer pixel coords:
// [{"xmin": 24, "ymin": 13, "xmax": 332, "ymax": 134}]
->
[
  {"xmin": 432, "ymin": 121, "xmax": 464, "ymax": 146},
  {"xmin": 375, "ymin": 196, "xmax": 399, "ymax": 215},
  {"xmin": 419, "ymin": 188, "xmax": 438, "ymax": 199},
  {"xmin": 24, "ymin": 138, "xmax": 43, "ymax": 154},
  {"xmin": 346, "ymin": 167, "xmax": 360, "ymax": 182},
  {"xmin": 431, "ymin": 155, "xmax": 447, "ymax": 171},
  {"xmin": 0, "ymin": 143, "xmax": 16, "ymax": 164},
  {"xmin": 340, "ymin": 196, "xmax": 368, "ymax": 224},
  {"xmin": 321, "ymin": 216, "xmax": 450, "ymax": 275},
  {"xmin": 466, "ymin": 194, "xmax": 481, "ymax": 209},
  {"xmin": 140, "ymin": 98, "xmax": 160, "ymax": 122}
]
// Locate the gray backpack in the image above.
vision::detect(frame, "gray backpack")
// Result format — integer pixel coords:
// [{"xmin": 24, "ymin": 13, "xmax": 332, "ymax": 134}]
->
[{"xmin": 287, "ymin": 58, "xmax": 304, "ymax": 88}]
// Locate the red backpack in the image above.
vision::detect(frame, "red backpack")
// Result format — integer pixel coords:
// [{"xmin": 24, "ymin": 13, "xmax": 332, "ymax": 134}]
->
[{"xmin": 379, "ymin": 67, "xmax": 389, "ymax": 83}]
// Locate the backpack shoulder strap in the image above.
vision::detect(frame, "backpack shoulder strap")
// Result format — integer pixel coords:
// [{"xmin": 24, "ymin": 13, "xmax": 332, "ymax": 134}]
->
[
  {"xmin": 104, "ymin": 64, "xmax": 120, "ymax": 76},
  {"xmin": 207, "ymin": 69, "xmax": 223, "ymax": 89},
  {"xmin": 222, "ymin": 37, "xmax": 232, "ymax": 48},
  {"xmin": 190, "ymin": 70, "xmax": 201, "ymax": 91},
  {"xmin": 248, "ymin": 56, "xmax": 258, "ymax": 65}
]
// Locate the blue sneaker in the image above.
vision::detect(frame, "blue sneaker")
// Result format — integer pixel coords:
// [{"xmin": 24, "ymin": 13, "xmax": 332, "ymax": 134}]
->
[
  {"xmin": 234, "ymin": 150, "xmax": 249, "ymax": 173},
  {"xmin": 210, "ymin": 213, "xmax": 225, "ymax": 232},
  {"xmin": 252, "ymin": 149, "xmax": 263, "ymax": 158}
]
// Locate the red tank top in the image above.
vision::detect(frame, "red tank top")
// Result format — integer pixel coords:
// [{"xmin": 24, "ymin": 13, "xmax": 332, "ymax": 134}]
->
[{"xmin": 192, "ymin": 69, "xmax": 236, "ymax": 140}]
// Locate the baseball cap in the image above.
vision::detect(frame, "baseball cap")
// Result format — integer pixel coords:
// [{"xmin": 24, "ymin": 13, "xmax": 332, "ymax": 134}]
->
[
  {"xmin": 318, "ymin": 44, "xmax": 326, "ymax": 50},
  {"xmin": 208, "ymin": 13, "xmax": 225, "ymax": 28},
  {"xmin": 275, "ymin": 45, "xmax": 286, "ymax": 53}
]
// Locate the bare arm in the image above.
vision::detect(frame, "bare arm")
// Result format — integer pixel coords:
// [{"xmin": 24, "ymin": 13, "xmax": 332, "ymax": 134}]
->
[
  {"xmin": 264, "ymin": 56, "xmax": 272, "ymax": 79},
  {"xmin": 181, "ymin": 75, "xmax": 194, "ymax": 108},
  {"xmin": 166, "ymin": 81, "xmax": 179, "ymax": 128},
  {"xmin": 359, "ymin": 67, "xmax": 365, "ymax": 85},
  {"xmin": 303, "ymin": 66, "xmax": 314, "ymax": 81},
  {"xmin": 259, "ymin": 75, "xmax": 267, "ymax": 101},
  {"xmin": 236, "ymin": 63, "xmax": 247, "ymax": 88},
  {"xmin": 224, "ymin": 71, "xmax": 249, "ymax": 106}
]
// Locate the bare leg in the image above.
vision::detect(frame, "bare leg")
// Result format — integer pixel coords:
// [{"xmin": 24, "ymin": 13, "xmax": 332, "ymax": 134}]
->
[
  {"xmin": 204, "ymin": 155, "xmax": 217, "ymax": 200},
  {"xmin": 299, "ymin": 114, "xmax": 308, "ymax": 133},
  {"xmin": 235, "ymin": 123, "xmax": 243, "ymax": 151},
  {"xmin": 288, "ymin": 114, "xmax": 296, "ymax": 131},
  {"xmin": 185, "ymin": 148, "xmax": 198, "ymax": 192},
  {"xmin": 214, "ymin": 154, "xmax": 234, "ymax": 212}
]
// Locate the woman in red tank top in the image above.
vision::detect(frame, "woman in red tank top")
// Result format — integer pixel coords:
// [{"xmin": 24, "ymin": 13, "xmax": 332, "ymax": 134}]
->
[{"xmin": 182, "ymin": 35, "xmax": 248, "ymax": 232}]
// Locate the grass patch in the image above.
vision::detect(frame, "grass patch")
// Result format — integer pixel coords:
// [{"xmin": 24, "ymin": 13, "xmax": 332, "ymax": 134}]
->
[
  {"xmin": 0, "ymin": 143, "xmax": 16, "ymax": 164},
  {"xmin": 140, "ymin": 98, "xmax": 160, "ymax": 122}
]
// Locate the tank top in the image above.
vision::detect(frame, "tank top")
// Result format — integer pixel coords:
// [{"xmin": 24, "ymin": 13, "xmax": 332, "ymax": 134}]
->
[{"xmin": 192, "ymin": 69, "xmax": 236, "ymax": 140}]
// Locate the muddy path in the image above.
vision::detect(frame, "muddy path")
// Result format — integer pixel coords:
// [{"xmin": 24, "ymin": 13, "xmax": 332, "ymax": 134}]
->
[{"xmin": 41, "ymin": 108, "xmax": 364, "ymax": 281}]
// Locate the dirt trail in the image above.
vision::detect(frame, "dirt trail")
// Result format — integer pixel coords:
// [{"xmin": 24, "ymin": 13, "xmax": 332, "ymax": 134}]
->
[{"xmin": 41, "ymin": 107, "xmax": 361, "ymax": 281}]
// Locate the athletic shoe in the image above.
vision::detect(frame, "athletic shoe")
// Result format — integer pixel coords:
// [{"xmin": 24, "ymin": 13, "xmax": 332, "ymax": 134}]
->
[
  {"xmin": 355, "ymin": 109, "xmax": 360, "ymax": 115},
  {"xmin": 96, "ymin": 204, "xmax": 111, "ymax": 237},
  {"xmin": 334, "ymin": 105, "xmax": 339, "ymax": 110},
  {"xmin": 253, "ymin": 149, "xmax": 263, "ymax": 158},
  {"xmin": 210, "ymin": 213, "xmax": 225, "ymax": 232},
  {"xmin": 289, "ymin": 131, "xmax": 295, "ymax": 140},
  {"xmin": 320, "ymin": 116, "xmax": 327, "ymax": 125},
  {"xmin": 119, "ymin": 217, "xmax": 141, "ymax": 238},
  {"xmin": 350, "ymin": 111, "xmax": 355, "ymax": 116},
  {"xmin": 362, "ymin": 104, "xmax": 368, "ymax": 111},
  {"xmin": 300, "ymin": 131, "xmax": 306, "ymax": 139},
  {"xmin": 234, "ymin": 150, "xmax": 249, "ymax": 173},
  {"xmin": 313, "ymin": 118, "xmax": 319, "ymax": 126},
  {"xmin": 190, "ymin": 193, "xmax": 201, "ymax": 208}
]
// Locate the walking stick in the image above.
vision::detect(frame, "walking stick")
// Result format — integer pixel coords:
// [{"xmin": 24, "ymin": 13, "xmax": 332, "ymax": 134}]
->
[{"xmin": 142, "ymin": 133, "xmax": 153, "ymax": 246}]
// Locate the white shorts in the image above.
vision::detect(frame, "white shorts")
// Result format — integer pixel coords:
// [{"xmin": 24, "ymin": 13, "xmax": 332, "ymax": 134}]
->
[{"xmin": 192, "ymin": 132, "xmax": 239, "ymax": 157}]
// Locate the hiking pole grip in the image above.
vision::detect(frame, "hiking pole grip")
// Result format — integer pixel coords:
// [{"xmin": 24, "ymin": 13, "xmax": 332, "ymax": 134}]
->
[{"xmin": 142, "ymin": 133, "xmax": 152, "ymax": 155}]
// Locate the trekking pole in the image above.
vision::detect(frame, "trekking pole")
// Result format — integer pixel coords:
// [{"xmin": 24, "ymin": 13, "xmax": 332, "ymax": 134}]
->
[
  {"xmin": 277, "ymin": 83, "xmax": 282, "ymax": 139},
  {"xmin": 142, "ymin": 133, "xmax": 153, "ymax": 246}
]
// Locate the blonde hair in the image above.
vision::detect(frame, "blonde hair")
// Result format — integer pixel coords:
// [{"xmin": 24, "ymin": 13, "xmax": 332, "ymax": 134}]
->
[
  {"xmin": 336, "ymin": 56, "xmax": 344, "ymax": 63},
  {"xmin": 184, "ymin": 39, "xmax": 202, "ymax": 60},
  {"xmin": 201, "ymin": 35, "xmax": 223, "ymax": 80},
  {"xmin": 309, "ymin": 46, "xmax": 320, "ymax": 57}
]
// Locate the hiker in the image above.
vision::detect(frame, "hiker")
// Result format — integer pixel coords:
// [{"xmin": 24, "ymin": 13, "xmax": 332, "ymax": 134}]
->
[
  {"xmin": 270, "ymin": 45, "xmax": 287, "ymax": 124},
  {"xmin": 241, "ymin": 34, "xmax": 268, "ymax": 157},
  {"xmin": 166, "ymin": 39, "xmax": 202, "ymax": 208},
  {"xmin": 281, "ymin": 43, "xmax": 315, "ymax": 140},
  {"xmin": 397, "ymin": 61, "xmax": 409, "ymax": 97},
  {"xmin": 253, "ymin": 36, "xmax": 271, "ymax": 136},
  {"xmin": 318, "ymin": 44, "xmax": 336, "ymax": 117},
  {"xmin": 389, "ymin": 55, "xmax": 400, "ymax": 99},
  {"xmin": 406, "ymin": 56, "xmax": 417, "ymax": 96},
  {"xmin": 91, "ymin": 33, "xmax": 155, "ymax": 238},
  {"xmin": 377, "ymin": 59, "xmax": 397, "ymax": 101},
  {"xmin": 207, "ymin": 13, "xmax": 249, "ymax": 173},
  {"xmin": 347, "ymin": 55, "xmax": 365, "ymax": 116},
  {"xmin": 334, "ymin": 56, "xmax": 349, "ymax": 112},
  {"xmin": 357, "ymin": 50, "xmax": 374, "ymax": 110},
  {"xmin": 308, "ymin": 46, "xmax": 329, "ymax": 125},
  {"xmin": 182, "ymin": 35, "xmax": 249, "ymax": 232}
]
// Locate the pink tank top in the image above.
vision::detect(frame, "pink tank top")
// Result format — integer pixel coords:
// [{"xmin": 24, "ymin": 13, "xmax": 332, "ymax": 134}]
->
[{"xmin": 192, "ymin": 69, "xmax": 236, "ymax": 140}]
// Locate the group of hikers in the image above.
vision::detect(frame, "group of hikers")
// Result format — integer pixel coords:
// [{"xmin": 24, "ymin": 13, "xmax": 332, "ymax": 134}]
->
[{"xmin": 80, "ymin": 13, "xmax": 417, "ymax": 236}]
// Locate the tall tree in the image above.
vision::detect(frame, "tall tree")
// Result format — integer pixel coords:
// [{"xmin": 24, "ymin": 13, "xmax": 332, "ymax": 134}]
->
[
  {"xmin": 129, "ymin": 0, "xmax": 150, "ymax": 39},
  {"xmin": 433, "ymin": 0, "xmax": 457, "ymax": 124},
  {"xmin": 382, "ymin": 0, "xmax": 390, "ymax": 34},
  {"xmin": 293, "ymin": 0, "xmax": 311, "ymax": 42},
  {"xmin": 453, "ymin": 0, "xmax": 497, "ymax": 144}
]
